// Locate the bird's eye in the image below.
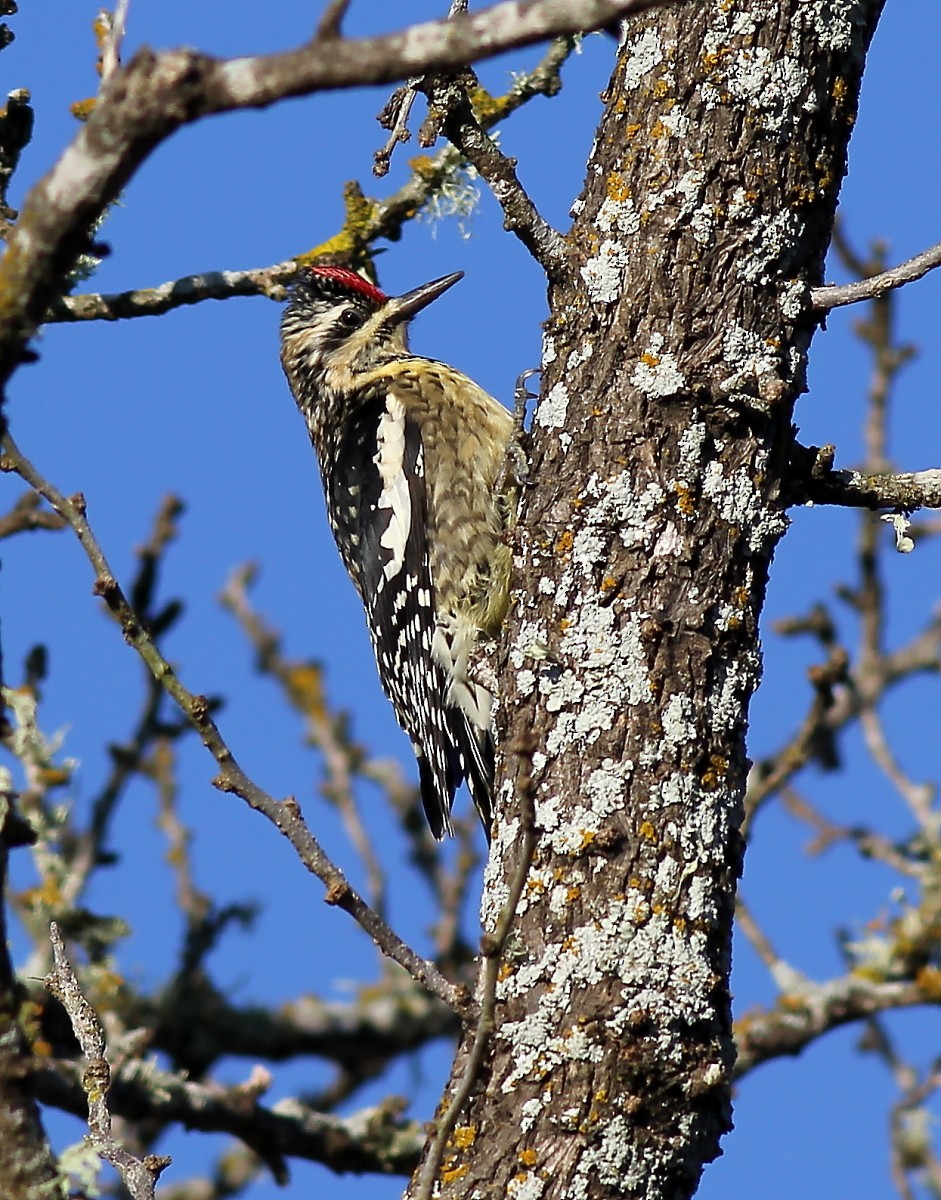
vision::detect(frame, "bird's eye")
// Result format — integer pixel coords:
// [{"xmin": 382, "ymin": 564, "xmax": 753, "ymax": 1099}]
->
[{"xmin": 339, "ymin": 308, "xmax": 363, "ymax": 330}]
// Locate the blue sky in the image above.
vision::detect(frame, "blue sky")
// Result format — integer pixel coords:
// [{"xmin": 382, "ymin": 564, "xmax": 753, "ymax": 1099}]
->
[{"xmin": 3, "ymin": 4, "xmax": 941, "ymax": 1197}]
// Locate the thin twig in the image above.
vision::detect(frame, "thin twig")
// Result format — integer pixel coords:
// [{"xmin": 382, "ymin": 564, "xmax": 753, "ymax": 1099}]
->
[
  {"xmin": 0, "ymin": 490, "xmax": 67, "ymax": 538},
  {"xmin": 46, "ymin": 260, "xmax": 298, "ymax": 322},
  {"xmin": 373, "ymin": 0, "xmax": 469, "ymax": 177},
  {"xmin": 315, "ymin": 0, "xmax": 353, "ymax": 40},
  {"xmin": 220, "ymin": 563, "xmax": 389, "ymax": 920},
  {"xmin": 811, "ymin": 237, "xmax": 941, "ymax": 310},
  {"xmin": 2, "ymin": 431, "xmax": 472, "ymax": 1019}
]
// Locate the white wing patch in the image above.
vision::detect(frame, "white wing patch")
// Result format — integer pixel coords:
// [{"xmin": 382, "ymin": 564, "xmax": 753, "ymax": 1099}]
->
[{"xmin": 373, "ymin": 395, "xmax": 411, "ymax": 583}]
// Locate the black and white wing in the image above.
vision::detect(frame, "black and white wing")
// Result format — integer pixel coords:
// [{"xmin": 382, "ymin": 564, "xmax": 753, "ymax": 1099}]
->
[{"xmin": 327, "ymin": 391, "xmax": 492, "ymax": 838}]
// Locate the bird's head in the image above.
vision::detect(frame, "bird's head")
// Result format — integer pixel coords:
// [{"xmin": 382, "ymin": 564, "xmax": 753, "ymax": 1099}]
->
[{"xmin": 280, "ymin": 266, "xmax": 463, "ymax": 401}]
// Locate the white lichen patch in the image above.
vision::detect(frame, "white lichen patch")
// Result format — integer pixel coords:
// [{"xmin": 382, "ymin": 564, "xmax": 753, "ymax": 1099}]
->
[
  {"xmin": 535, "ymin": 381, "xmax": 570, "ymax": 431},
  {"xmin": 803, "ymin": 0, "xmax": 862, "ymax": 52},
  {"xmin": 779, "ymin": 278, "xmax": 808, "ymax": 320},
  {"xmin": 727, "ymin": 186, "xmax": 755, "ymax": 221},
  {"xmin": 659, "ymin": 106, "xmax": 690, "ymax": 139},
  {"xmin": 510, "ymin": 620, "xmax": 551, "ymax": 670},
  {"xmin": 535, "ymin": 760, "xmax": 633, "ymax": 856},
  {"xmin": 507, "ymin": 1171, "xmax": 546, "ymax": 1200},
  {"xmin": 702, "ymin": 456, "xmax": 788, "ymax": 552},
  {"xmin": 566, "ymin": 342, "xmax": 595, "ymax": 372},
  {"xmin": 581, "ymin": 239, "xmax": 630, "ymax": 305},
  {"xmin": 596, "ymin": 195, "xmax": 641, "ymax": 239},
  {"xmin": 738, "ymin": 209, "xmax": 801, "ymax": 285},
  {"xmin": 707, "ymin": 651, "xmax": 762, "ymax": 735},
  {"xmin": 520, "ymin": 1096, "xmax": 544, "ymax": 1134},
  {"xmin": 571, "ymin": 1115, "xmax": 638, "ymax": 1198},
  {"xmin": 621, "ymin": 28, "xmax": 665, "ymax": 89},
  {"xmin": 661, "ymin": 693, "xmax": 696, "ymax": 753},
  {"xmin": 720, "ymin": 322, "xmax": 783, "ymax": 397},
  {"xmin": 724, "ymin": 48, "xmax": 810, "ymax": 135},
  {"xmin": 678, "ymin": 420, "xmax": 707, "ymax": 473},
  {"xmin": 644, "ymin": 167, "xmax": 714, "ymax": 247},
  {"xmin": 631, "ymin": 333, "xmax": 687, "ymax": 398},
  {"xmin": 542, "ymin": 332, "xmax": 557, "ymax": 366}
]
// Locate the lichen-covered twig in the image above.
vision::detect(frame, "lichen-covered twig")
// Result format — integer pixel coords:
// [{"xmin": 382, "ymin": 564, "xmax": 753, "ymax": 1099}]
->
[
  {"xmin": 421, "ymin": 73, "xmax": 567, "ymax": 279},
  {"xmin": 45, "ymin": 921, "xmax": 171, "ymax": 1199}
]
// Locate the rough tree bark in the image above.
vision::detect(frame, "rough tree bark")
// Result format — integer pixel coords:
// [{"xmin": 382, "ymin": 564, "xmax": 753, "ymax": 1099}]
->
[{"xmin": 413, "ymin": 2, "xmax": 886, "ymax": 1197}]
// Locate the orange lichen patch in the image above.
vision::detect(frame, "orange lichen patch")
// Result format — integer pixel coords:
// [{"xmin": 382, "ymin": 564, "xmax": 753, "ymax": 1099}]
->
[
  {"xmin": 916, "ymin": 966, "xmax": 941, "ymax": 1000},
  {"xmin": 674, "ymin": 483, "xmax": 696, "ymax": 516},
  {"xmin": 71, "ymin": 97, "xmax": 97, "ymax": 121},
  {"xmin": 567, "ymin": 886, "xmax": 581, "ymax": 903},
  {"xmin": 832, "ymin": 76, "xmax": 848, "ymax": 103},
  {"xmin": 17, "ymin": 876, "xmax": 63, "ymax": 910},
  {"xmin": 579, "ymin": 829, "xmax": 597, "ymax": 851},
  {"xmin": 600, "ymin": 576, "xmax": 618, "ymax": 594},
  {"xmin": 606, "ymin": 172, "xmax": 631, "ymax": 203},
  {"xmin": 650, "ymin": 119, "xmax": 666, "ymax": 139},
  {"xmin": 701, "ymin": 756, "xmax": 728, "ymax": 789},
  {"xmin": 497, "ymin": 962, "xmax": 514, "ymax": 982},
  {"xmin": 640, "ymin": 351, "xmax": 660, "ymax": 367},
  {"xmin": 441, "ymin": 1165, "xmax": 469, "ymax": 1184},
  {"xmin": 519, "ymin": 1148, "xmax": 538, "ymax": 1167},
  {"xmin": 452, "ymin": 1126, "xmax": 477, "ymax": 1150},
  {"xmin": 638, "ymin": 820, "xmax": 657, "ymax": 841},
  {"xmin": 624, "ymin": 122, "xmax": 643, "ymax": 139},
  {"xmin": 778, "ymin": 991, "xmax": 811, "ymax": 1012},
  {"xmin": 652, "ymin": 79, "xmax": 671, "ymax": 99},
  {"xmin": 734, "ymin": 586, "xmax": 750, "ymax": 606},
  {"xmin": 284, "ymin": 663, "xmax": 326, "ymax": 718},
  {"xmin": 38, "ymin": 765, "xmax": 72, "ymax": 787},
  {"xmin": 555, "ymin": 529, "xmax": 574, "ymax": 555}
]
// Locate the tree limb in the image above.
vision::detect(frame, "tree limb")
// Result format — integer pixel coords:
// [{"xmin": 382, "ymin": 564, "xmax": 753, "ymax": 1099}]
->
[
  {"xmin": 734, "ymin": 974, "xmax": 933, "ymax": 1079},
  {"xmin": 811, "ymin": 238, "xmax": 941, "ymax": 310},
  {"xmin": 0, "ymin": 0, "xmax": 674, "ymax": 384}
]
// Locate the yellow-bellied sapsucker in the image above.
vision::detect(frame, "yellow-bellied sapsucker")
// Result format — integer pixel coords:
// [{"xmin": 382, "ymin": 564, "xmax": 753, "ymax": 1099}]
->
[{"xmin": 280, "ymin": 266, "xmax": 513, "ymax": 838}]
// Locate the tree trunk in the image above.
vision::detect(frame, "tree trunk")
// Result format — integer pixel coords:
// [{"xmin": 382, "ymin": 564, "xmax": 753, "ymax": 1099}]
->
[{"xmin": 410, "ymin": 2, "xmax": 886, "ymax": 1197}]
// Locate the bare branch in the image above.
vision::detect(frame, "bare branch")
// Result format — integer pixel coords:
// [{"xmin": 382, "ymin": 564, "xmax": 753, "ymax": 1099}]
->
[
  {"xmin": 46, "ymin": 260, "xmax": 297, "ymax": 322},
  {"xmin": 220, "ymin": 563, "xmax": 389, "ymax": 919},
  {"xmin": 1, "ymin": 431, "xmax": 472, "ymax": 1020},
  {"xmin": 811, "ymin": 238, "xmax": 941, "ymax": 310},
  {"xmin": 315, "ymin": 0, "xmax": 353, "ymax": 41},
  {"xmin": 0, "ymin": 0, "xmax": 673, "ymax": 382},
  {"xmin": 99, "ymin": 1, "xmax": 131, "ymax": 85},
  {"xmin": 48, "ymin": 39, "xmax": 577, "ymax": 326},
  {"xmin": 0, "ymin": 489, "xmax": 67, "ymax": 538}
]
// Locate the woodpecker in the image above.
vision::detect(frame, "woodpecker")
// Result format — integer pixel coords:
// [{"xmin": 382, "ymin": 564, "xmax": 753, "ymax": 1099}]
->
[{"xmin": 280, "ymin": 266, "xmax": 514, "ymax": 838}]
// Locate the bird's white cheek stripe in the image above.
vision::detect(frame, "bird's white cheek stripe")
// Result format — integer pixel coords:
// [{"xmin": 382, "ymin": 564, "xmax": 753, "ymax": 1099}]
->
[{"xmin": 373, "ymin": 396, "xmax": 411, "ymax": 582}]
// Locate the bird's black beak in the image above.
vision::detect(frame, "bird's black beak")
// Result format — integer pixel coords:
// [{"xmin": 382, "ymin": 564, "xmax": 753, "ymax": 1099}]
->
[{"xmin": 389, "ymin": 272, "xmax": 464, "ymax": 324}]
